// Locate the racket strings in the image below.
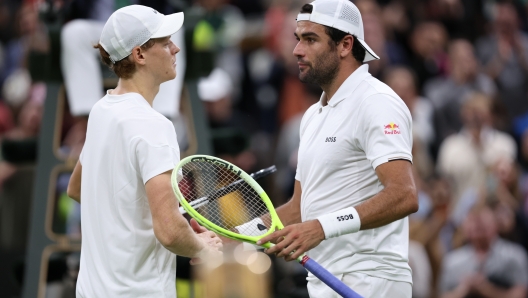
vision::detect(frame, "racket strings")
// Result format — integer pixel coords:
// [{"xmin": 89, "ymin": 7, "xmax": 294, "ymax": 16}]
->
[{"xmin": 178, "ymin": 162, "xmax": 272, "ymax": 236}]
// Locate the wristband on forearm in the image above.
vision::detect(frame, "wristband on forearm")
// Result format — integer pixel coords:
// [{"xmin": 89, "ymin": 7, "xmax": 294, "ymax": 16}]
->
[{"xmin": 316, "ymin": 207, "xmax": 361, "ymax": 239}]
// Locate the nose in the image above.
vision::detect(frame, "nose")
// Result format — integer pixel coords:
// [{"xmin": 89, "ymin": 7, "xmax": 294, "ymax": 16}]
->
[
  {"xmin": 171, "ymin": 41, "xmax": 180, "ymax": 55},
  {"xmin": 293, "ymin": 41, "xmax": 304, "ymax": 58}
]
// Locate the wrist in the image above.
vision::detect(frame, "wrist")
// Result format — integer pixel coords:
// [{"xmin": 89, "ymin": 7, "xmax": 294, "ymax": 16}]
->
[{"xmin": 317, "ymin": 207, "xmax": 361, "ymax": 239}]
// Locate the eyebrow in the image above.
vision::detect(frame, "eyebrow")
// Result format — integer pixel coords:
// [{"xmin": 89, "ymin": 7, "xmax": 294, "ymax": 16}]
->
[{"xmin": 294, "ymin": 32, "xmax": 320, "ymax": 39}]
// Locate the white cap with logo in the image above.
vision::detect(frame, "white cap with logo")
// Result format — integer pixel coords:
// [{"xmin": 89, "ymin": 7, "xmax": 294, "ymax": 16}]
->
[
  {"xmin": 100, "ymin": 5, "xmax": 184, "ymax": 63},
  {"xmin": 296, "ymin": 0, "xmax": 379, "ymax": 62}
]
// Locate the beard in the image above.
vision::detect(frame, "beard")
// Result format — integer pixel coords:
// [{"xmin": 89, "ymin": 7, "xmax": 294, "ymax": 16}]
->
[{"xmin": 298, "ymin": 48, "xmax": 340, "ymax": 87}]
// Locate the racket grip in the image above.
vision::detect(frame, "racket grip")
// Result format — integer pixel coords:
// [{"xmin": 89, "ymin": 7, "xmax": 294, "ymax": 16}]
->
[{"xmin": 300, "ymin": 256, "xmax": 363, "ymax": 298}]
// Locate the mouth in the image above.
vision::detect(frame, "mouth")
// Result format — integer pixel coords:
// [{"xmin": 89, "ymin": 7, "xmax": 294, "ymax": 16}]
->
[{"xmin": 298, "ymin": 61, "xmax": 310, "ymax": 69}]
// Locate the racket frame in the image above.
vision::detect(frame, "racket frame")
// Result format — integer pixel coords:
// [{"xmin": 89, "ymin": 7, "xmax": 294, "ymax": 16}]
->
[{"xmin": 171, "ymin": 155, "xmax": 283, "ymax": 246}]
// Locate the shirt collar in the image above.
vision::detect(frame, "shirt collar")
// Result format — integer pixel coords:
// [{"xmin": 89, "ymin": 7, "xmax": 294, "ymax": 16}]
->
[{"xmin": 319, "ymin": 64, "xmax": 372, "ymax": 108}]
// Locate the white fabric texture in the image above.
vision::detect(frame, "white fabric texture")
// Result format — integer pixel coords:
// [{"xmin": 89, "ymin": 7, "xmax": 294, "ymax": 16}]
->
[
  {"xmin": 317, "ymin": 206, "xmax": 361, "ymax": 238},
  {"xmin": 77, "ymin": 92, "xmax": 180, "ymax": 298},
  {"xmin": 295, "ymin": 65, "xmax": 413, "ymax": 284},
  {"xmin": 307, "ymin": 271, "xmax": 412, "ymax": 298},
  {"xmin": 61, "ymin": 19, "xmax": 186, "ymax": 118}
]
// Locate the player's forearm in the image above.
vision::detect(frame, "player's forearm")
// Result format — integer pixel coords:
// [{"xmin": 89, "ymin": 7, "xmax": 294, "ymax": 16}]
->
[
  {"xmin": 356, "ymin": 184, "xmax": 418, "ymax": 230},
  {"xmin": 275, "ymin": 181, "xmax": 302, "ymax": 225},
  {"xmin": 154, "ymin": 211, "xmax": 205, "ymax": 257},
  {"xmin": 275, "ymin": 200, "xmax": 300, "ymax": 225}
]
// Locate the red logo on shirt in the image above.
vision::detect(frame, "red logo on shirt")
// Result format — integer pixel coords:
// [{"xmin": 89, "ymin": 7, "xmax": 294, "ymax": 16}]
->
[{"xmin": 384, "ymin": 122, "xmax": 401, "ymax": 135}]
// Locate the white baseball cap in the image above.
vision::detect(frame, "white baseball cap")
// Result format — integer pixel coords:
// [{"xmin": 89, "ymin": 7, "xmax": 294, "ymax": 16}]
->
[
  {"xmin": 100, "ymin": 5, "xmax": 184, "ymax": 63},
  {"xmin": 297, "ymin": 0, "xmax": 379, "ymax": 62}
]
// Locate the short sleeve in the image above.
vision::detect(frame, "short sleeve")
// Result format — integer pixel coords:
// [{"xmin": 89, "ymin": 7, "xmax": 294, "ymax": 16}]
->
[
  {"xmin": 357, "ymin": 94, "xmax": 413, "ymax": 170},
  {"xmin": 130, "ymin": 120, "xmax": 181, "ymax": 184}
]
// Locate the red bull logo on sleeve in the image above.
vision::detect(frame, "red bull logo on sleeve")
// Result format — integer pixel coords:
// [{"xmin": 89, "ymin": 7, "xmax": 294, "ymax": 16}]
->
[{"xmin": 383, "ymin": 122, "xmax": 401, "ymax": 135}]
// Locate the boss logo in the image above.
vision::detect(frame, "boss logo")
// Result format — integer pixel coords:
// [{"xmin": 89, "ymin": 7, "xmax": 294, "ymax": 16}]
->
[
  {"xmin": 325, "ymin": 137, "xmax": 336, "ymax": 142},
  {"xmin": 337, "ymin": 214, "xmax": 354, "ymax": 221}
]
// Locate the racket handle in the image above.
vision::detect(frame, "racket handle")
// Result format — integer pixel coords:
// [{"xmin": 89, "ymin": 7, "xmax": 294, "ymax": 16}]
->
[{"xmin": 299, "ymin": 256, "xmax": 363, "ymax": 298}]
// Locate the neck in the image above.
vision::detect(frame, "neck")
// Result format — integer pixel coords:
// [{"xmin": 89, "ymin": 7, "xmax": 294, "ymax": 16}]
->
[
  {"xmin": 110, "ymin": 72, "xmax": 160, "ymax": 106},
  {"xmin": 321, "ymin": 61, "xmax": 361, "ymax": 105}
]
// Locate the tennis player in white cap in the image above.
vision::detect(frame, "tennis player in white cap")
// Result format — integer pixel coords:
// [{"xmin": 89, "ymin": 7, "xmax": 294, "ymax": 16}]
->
[
  {"xmin": 257, "ymin": 0, "xmax": 418, "ymax": 297},
  {"xmin": 67, "ymin": 5, "xmax": 222, "ymax": 297}
]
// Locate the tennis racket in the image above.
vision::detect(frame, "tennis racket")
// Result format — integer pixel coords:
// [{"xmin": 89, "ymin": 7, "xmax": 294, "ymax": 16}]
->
[
  {"xmin": 171, "ymin": 155, "xmax": 363, "ymax": 298},
  {"xmin": 178, "ymin": 165, "xmax": 277, "ymax": 214}
]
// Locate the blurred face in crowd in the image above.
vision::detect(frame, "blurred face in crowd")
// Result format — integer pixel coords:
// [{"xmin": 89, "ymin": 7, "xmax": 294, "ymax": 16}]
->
[
  {"xmin": 411, "ymin": 22, "xmax": 447, "ymax": 59},
  {"xmin": 463, "ymin": 208, "xmax": 498, "ymax": 251},
  {"xmin": 461, "ymin": 94, "xmax": 492, "ymax": 130},
  {"xmin": 448, "ymin": 39, "xmax": 478, "ymax": 82},
  {"xmin": 293, "ymin": 21, "xmax": 340, "ymax": 87},
  {"xmin": 384, "ymin": 67, "xmax": 417, "ymax": 108},
  {"xmin": 495, "ymin": 3, "xmax": 519, "ymax": 38},
  {"xmin": 17, "ymin": 4, "xmax": 38, "ymax": 36},
  {"xmin": 279, "ymin": 11, "xmax": 301, "ymax": 74},
  {"xmin": 355, "ymin": 0, "xmax": 384, "ymax": 53}
]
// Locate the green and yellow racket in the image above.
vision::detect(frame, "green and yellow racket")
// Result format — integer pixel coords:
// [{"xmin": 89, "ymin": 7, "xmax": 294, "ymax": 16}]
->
[{"xmin": 171, "ymin": 155, "xmax": 362, "ymax": 298}]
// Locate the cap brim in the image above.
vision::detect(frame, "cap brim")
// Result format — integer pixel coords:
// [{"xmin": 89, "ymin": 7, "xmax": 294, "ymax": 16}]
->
[
  {"xmin": 357, "ymin": 38, "xmax": 380, "ymax": 62},
  {"xmin": 151, "ymin": 12, "xmax": 184, "ymax": 38}
]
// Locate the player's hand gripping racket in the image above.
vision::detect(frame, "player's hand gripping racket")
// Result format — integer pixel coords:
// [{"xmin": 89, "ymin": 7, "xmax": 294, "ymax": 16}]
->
[{"xmin": 171, "ymin": 155, "xmax": 363, "ymax": 298}]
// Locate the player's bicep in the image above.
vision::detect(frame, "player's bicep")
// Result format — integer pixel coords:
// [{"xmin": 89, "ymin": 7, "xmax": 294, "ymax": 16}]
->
[
  {"xmin": 375, "ymin": 159, "xmax": 414, "ymax": 190},
  {"xmin": 145, "ymin": 171, "xmax": 183, "ymax": 245},
  {"xmin": 375, "ymin": 160, "xmax": 418, "ymax": 212}
]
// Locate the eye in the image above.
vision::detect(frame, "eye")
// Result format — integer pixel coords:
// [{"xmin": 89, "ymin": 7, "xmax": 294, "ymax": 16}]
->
[{"xmin": 307, "ymin": 38, "xmax": 315, "ymax": 43}]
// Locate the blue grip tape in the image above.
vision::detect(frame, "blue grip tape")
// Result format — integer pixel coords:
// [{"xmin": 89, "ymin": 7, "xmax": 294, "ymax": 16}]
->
[{"xmin": 301, "ymin": 256, "xmax": 363, "ymax": 298}]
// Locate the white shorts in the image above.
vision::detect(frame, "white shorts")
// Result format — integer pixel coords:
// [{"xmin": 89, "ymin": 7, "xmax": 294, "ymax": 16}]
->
[{"xmin": 307, "ymin": 272, "xmax": 412, "ymax": 298}]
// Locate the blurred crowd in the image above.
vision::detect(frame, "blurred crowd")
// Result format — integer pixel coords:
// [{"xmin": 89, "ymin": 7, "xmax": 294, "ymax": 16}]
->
[{"xmin": 1, "ymin": 0, "xmax": 528, "ymax": 297}]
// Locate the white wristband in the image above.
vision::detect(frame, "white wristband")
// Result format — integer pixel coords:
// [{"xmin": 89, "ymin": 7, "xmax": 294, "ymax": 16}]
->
[
  {"xmin": 317, "ymin": 207, "xmax": 361, "ymax": 239},
  {"xmin": 235, "ymin": 218, "xmax": 267, "ymax": 236}
]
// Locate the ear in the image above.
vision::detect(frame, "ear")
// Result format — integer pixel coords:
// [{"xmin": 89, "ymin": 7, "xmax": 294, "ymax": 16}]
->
[
  {"xmin": 339, "ymin": 35, "xmax": 354, "ymax": 58},
  {"xmin": 130, "ymin": 46, "xmax": 147, "ymax": 65}
]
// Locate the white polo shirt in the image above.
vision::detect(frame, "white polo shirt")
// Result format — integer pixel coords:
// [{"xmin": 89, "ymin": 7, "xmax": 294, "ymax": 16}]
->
[
  {"xmin": 295, "ymin": 65, "xmax": 413, "ymax": 284},
  {"xmin": 77, "ymin": 92, "xmax": 181, "ymax": 297}
]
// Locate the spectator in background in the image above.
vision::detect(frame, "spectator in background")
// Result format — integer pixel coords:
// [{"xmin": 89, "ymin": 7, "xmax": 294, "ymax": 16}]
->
[
  {"xmin": 355, "ymin": 0, "xmax": 407, "ymax": 78},
  {"xmin": 439, "ymin": 205, "xmax": 528, "ymax": 298},
  {"xmin": 1, "ymin": 2, "xmax": 48, "ymax": 87},
  {"xmin": 184, "ymin": 0, "xmax": 244, "ymax": 83},
  {"xmin": 197, "ymin": 67, "xmax": 257, "ymax": 172},
  {"xmin": 476, "ymin": 1, "xmax": 528, "ymax": 124},
  {"xmin": 274, "ymin": 84, "xmax": 321, "ymax": 204},
  {"xmin": 384, "ymin": 66, "xmax": 435, "ymax": 148},
  {"xmin": 425, "ymin": 39, "xmax": 496, "ymax": 146},
  {"xmin": 409, "ymin": 22, "xmax": 449, "ymax": 89},
  {"xmin": 383, "ymin": 66, "xmax": 435, "ymax": 178},
  {"xmin": 437, "ymin": 93, "xmax": 516, "ymax": 216},
  {"xmin": 0, "ymin": 83, "xmax": 45, "ymax": 188}
]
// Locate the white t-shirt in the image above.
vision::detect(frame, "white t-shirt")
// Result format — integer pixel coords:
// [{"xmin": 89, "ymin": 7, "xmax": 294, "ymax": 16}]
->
[
  {"xmin": 295, "ymin": 65, "xmax": 413, "ymax": 284},
  {"xmin": 77, "ymin": 92, "xmax": 181, "ymax": 298}
]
